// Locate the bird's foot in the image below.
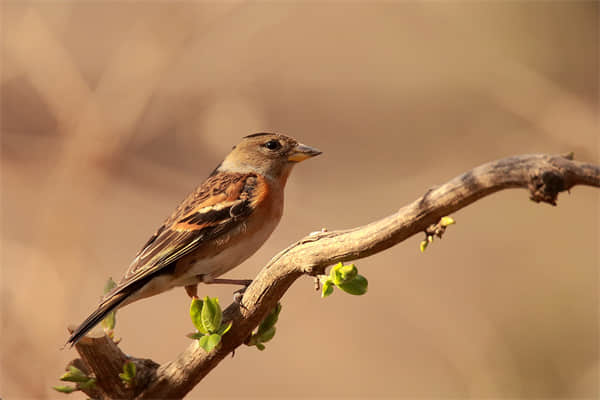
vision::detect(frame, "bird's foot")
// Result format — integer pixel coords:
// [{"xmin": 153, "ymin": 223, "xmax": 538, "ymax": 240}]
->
[
  {"xmin": 201, "ymin": 276, "xmax": 252, "ymax": 309},
  {"xmin": 233, "ymin": 289, "xmax": 248, "ymax": 310}
]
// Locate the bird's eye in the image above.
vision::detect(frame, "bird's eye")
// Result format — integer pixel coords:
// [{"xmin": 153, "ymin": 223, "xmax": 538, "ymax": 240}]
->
[{"xmin": 263, "ymin": 140, "xmax": 281, "ymax": 151}]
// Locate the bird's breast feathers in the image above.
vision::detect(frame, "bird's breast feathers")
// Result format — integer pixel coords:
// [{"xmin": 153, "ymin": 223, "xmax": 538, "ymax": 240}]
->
[{"xmin": 172, "ymin": 189, "xmax": 283, "ymax": 284}]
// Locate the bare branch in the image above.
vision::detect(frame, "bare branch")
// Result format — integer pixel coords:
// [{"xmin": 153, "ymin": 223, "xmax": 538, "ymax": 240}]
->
[
  {"xmin": 68, "ymin": 154, "xmax": 599, "ymax": 399},
  {"xmin": 72, "ymin": 333, "xmax": 159, "ymax": 399}
]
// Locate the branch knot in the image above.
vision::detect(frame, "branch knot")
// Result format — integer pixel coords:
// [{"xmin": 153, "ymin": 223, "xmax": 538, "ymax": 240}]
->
[{"xmin": 529, "ymin": 169, "xmax": 565, "ymax": 205}]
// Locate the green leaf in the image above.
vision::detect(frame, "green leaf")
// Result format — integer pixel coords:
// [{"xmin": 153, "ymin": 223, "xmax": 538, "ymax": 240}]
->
[
  {"xmin": 53, "ymin": 385, "xmax": 78, "ymax": 394},
  {"xmin": 217, "ymin": 321, "xmax": 233, "ymax": 336},
  {"xmin": 101, "ymin": 310, "xmax": 116, "ymax": 331},
  {"xmin": 259, "ymin": 326, "xmax": 276, "ymax": 343},
  {"xmin": 198, "ymin": 335, "xmax": 209, "ymax": 350},
  {"xmin": 440, "ymin": 216, "xmax": 455, "ymax": 227},
  {"xmin": 257, "ymin": 303, "xmax": 281, "ymax": 335},
  {"xmin": 198, "ymin": 333, "xmax": 221, "ymax": 352},
  {"xmin": 248, "ymin": 303, "xmax": 282, "ymax": 350},
  {"xmin": 200, "ymin": 296, "xmax": 222, "ymax": 334},
  {"xmin": 101, "ymin": 278, "xmax": 118, "ymax": 331},
  {"xmin": 119, "ymin": 362, "xmax": 136, "ymax": 387},
  {"xmin": 337, "ymin": 274, "xmax": 368, "ymax": 296},
  {"xmin": 104, "ymin": 277, "xmax": 117, "ymax": 295},
  {"xmin": 190, "ymin": 298, "xmax": 207, "ymax": 334},
  {"xmin": 246, "ymin": 335, "xmax": 258, "ymax": 347},
  {"xmin": 330, "ymin": 263, "xmax": 358, "ymax": 285},
  {"xmin": 420, "ymin": 240, "xmax": 428, "ymax": 253},
  {"xmin": 211, "ymin": 298, "xmax": 223, "ymax": 329},
  {"xmin": 79, "ymin": 378, "xmax": 96, "ymax": 390},
  {"xmin": 60, "ymin": 366, "xmax": 89, "ymax": 383},
  {"xmin": 246, "ymin": 302, "xmax": 283, "ymax": 351},
  {"xmin": 206, "ymin": 333, "xmax": 221, "ymax": 351},
  {"xmin": 338, "ymin": 263, "xmax": 357, "ymax": 282},
  {"xmin": 330, "ymin": 262, "xmax": 344, "ymax": 284},
  {"xmin": 187, "ymin": 332, "xmax": 205, "ymax": 340},
  {"xmin": 321, "ymin": 280, "xmax": 334, "ymax": 298},
  {"xmin": 123, "ymin": 361, "xmax": 136, "ymax": 380}
]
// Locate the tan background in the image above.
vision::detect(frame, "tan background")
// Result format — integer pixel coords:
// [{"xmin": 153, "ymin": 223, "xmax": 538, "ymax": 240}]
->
[{"xmin": 1, "ymin": 1, "xmax": 598, "ymax": 399}]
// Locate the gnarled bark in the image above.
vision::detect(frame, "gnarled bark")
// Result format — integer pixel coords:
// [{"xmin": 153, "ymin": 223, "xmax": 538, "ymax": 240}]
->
[{"xmin": 66, "ymin": 153, "xmax": 600, "ymax": 399}]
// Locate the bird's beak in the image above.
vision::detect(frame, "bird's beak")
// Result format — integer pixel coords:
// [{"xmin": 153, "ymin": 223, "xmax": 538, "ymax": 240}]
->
[{"xmin": 288, "ymin": 143, "xmax": 322, "ymax": 162}]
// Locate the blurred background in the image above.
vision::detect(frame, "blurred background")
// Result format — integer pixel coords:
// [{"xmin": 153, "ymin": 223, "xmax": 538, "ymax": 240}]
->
[{"xmin": 1, "ymin": 1, "xmax": 598, "ymax": 399}]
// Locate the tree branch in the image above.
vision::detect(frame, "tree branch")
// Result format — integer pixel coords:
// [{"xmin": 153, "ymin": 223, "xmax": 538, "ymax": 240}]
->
[{"xmin": 69, "ymin": 153, "xmax": 599, "ymax": 399}]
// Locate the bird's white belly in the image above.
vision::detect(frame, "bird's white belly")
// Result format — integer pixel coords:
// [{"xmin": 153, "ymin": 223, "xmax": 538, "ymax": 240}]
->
[
  {"xmin": 122, "ymin": 222, "xmax": 277, "ymax": 305},
  {"xmin": 173, "ymin": 218, "xmax": 279, "ymax": 287}
]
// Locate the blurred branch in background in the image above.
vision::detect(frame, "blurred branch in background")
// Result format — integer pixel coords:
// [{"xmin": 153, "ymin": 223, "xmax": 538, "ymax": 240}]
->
[
  {"xmin": 2, "ymin": 2, "xmax": 598, "ymax": 398},
  {"xmin": 3, "ymin": 4, "xmax": 213, "ymax": 284},
  {"xmin": 66, "ymin": 154, "xmax": 600, "ymax": 399}
]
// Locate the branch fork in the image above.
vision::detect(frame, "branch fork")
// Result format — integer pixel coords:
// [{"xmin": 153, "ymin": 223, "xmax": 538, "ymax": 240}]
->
[{"xmin": 63, "ymin": 153, "xmax": 599, "ymax": 399}]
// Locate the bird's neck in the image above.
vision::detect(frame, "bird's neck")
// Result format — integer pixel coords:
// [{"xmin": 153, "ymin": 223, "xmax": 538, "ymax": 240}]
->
[{"xmin": 217, "ymin": 160, "xmax": 294, "ymax": 188}]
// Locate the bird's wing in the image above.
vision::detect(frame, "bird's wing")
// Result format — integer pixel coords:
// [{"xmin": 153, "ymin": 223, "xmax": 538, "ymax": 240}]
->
[{"xmin": 107, "ymin": 172, "xmax": 262, "ymax": 297}]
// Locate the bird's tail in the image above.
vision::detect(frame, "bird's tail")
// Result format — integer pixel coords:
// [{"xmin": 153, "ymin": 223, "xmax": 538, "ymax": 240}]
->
[{"xmin": 66, "ymin": 290, "xmax": 130, "ymax": 347}]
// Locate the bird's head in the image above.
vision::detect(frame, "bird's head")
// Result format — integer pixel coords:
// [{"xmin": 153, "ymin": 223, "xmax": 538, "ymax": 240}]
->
[{"xmin": 218, "ymin": 133, "xmax": 322, "ymax": 183}]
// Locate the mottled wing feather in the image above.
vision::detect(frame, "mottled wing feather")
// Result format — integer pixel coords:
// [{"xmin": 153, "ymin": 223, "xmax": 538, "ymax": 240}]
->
[{"xmin": 108, "ymin": 173, "xmax": 258, "ymax": 296}]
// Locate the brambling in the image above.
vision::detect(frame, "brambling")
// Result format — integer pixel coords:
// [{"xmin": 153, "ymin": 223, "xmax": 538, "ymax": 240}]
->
[{"xmin": 67, "ymin": 133, "xmax": 321, "ymax": 346}]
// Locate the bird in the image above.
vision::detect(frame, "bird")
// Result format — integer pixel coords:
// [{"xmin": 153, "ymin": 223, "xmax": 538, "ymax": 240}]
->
[{"xmin": 66, "ymin": 133, "xmax": 321, "ymax": 346}]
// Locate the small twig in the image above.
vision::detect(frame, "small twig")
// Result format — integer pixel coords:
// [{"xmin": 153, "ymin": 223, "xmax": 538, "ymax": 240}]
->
[{"xmin": 71, "ymin": 331, "xmax": 159, "ymax": 399}]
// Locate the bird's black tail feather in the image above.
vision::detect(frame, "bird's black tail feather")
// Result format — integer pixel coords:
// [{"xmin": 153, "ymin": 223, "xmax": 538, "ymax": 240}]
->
[
  {"xmin": 66, "ymin": 267, "xmax": 171, "ymax": 347},
  {"xmin": 66, "ymin": 290, "xmax": 130, "ymax": 347}
]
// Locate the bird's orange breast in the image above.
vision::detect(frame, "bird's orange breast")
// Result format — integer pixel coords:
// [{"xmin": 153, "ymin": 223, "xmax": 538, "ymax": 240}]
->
[{"xmin": 172, "ymin": 175, "xmax": 284, "ymax": 283}]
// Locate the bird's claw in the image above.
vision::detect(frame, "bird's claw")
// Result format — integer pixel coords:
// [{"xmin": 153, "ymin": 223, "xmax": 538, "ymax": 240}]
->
[{"xmin": 233, "ymin": 287, "xmax": 248, "ymax": 310}]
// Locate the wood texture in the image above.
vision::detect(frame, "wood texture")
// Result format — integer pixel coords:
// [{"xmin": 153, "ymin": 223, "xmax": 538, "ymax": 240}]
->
[{"xmin": 68, "ymin": 154, "xmax": 599, "ymax": 399}]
